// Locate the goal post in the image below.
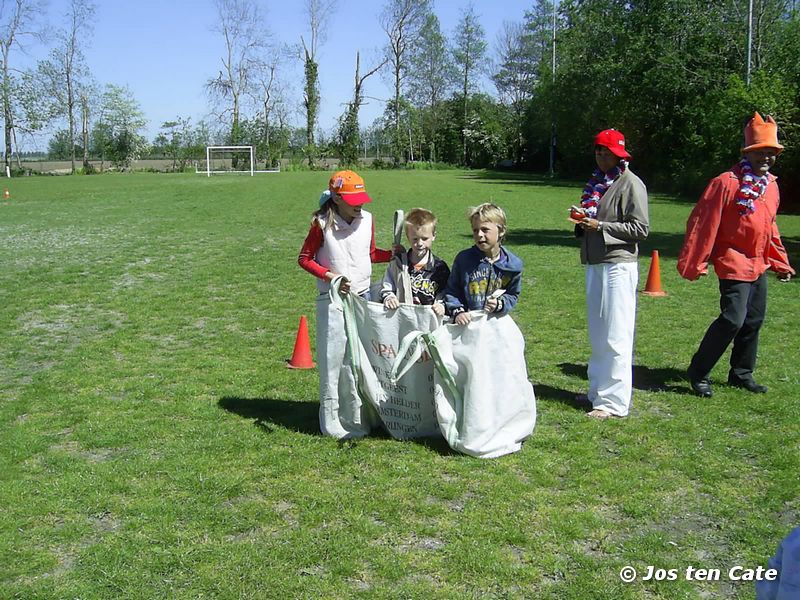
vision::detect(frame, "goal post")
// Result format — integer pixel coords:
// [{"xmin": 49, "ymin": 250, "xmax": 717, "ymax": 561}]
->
[{"xmin": 205, "ymin": 145, "xmax": 255, "ymax": 177}]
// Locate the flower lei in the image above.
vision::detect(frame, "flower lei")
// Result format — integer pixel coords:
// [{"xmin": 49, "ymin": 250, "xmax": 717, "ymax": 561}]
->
[
  {"xmin": 579, "ymin": 160, "xmax": 628, "ymax": 218},
  {"xmin": 734, "ymin": 159, "xmax": 769, "ymax": 215}
]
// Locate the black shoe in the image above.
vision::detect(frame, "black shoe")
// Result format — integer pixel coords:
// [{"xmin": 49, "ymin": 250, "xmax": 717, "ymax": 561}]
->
[
  {"xmin": 727, "ymin": 376, "xmax": 768, "ymax": 393},
  {"xmin": 690, "ymin": 378, "xmax": 713, "ymax": 397}
]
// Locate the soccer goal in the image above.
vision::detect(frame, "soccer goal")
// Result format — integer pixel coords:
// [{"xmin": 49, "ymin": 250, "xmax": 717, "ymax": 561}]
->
[
  {"xmin": 200, "ymin": 145, "xmax": 281, "ymax": 176},
  {"xmin": 204, "ymin": 145, "xmax": 255, "ymax": 176}
]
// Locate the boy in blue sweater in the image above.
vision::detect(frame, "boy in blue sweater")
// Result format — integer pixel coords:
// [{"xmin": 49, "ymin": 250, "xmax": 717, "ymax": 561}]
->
[{"xmin": 445, "ymin": 203, "xmax": 523, "ymax": 326}]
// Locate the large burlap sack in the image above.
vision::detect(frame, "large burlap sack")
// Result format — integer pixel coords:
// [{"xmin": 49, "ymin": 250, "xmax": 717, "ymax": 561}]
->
[
  {"xmin": 331, "ymin": 277, "xmax": 442, "ymax": 439},
  {"xmin": 392, "ymin": 311, "xmax": 536, "ymax": 458},
  {"xmin": 316, "ymin": 293, "xmax": 378, "ymax": 439}
]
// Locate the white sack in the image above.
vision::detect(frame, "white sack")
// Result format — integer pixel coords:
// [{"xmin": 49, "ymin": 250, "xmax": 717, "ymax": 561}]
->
[
  {"xmin": 393, "ymin": 312, "xmax": 537, "ymax": 459},
  {"xmin": 331, "ymin": 278, "xmax": 441, "ymax": 439},
  {"xmin": 316, "ymin": 293, "xmax": 377, "ymax": 439}
]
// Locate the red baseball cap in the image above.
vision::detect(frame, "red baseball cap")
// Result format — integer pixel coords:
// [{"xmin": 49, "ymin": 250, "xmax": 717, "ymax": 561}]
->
[
  {"xmin": 594, "ymin": 129, "xmax": 632, "ymax": 159},
  {"xmin": 329, "ymin": 170, "xmax": 372, "ymax": 206}
]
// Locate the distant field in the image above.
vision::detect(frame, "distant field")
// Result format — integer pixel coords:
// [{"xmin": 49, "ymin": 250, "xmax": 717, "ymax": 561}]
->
[
  {"xmin": 1, "ymin": 170, "xmax": 797, "ymax": 599},
  {"xmin": 18, "ymin": 157, "xmax": 362, "ymax": 174}
]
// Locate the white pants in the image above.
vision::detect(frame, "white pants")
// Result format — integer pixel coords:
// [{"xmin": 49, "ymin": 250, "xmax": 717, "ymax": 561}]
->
[{"xmin": 585, "ymin": 262, "xmax": 638, "ymax": 416}]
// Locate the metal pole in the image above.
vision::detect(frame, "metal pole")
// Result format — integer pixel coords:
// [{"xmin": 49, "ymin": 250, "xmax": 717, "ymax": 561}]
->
[
  {"xmin": 746, "ymin": 0, "xmax": 753, "ymax": 85},
  {"xmin": 549, "ymin": 0, "xmax": 558, "ymax": 177}
]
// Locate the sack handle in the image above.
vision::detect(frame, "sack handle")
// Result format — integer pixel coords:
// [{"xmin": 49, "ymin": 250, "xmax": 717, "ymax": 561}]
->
[
  {"xmin": 390, "ymin": 329, "xmax": 428, "ymax": 383},
  {"xmin": 392, "ymin": 209, "xmax": 413, "ymax": 303},
  {"xmin": 393, "ymin": 209, "xmax": 405, "ymax": 246},
  {"xmin": 390, "ymin": 328, "xmax": 464, "ymax": 443}
]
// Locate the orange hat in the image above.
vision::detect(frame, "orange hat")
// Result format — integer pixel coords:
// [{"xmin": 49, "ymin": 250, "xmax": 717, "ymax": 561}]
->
[
  {"xmin": 328, "ymin": 170, "xmax": 372, "ymax": 206},
  {"xmin": 742, "ymin": 112, "xmax": 784, "ymax": 154}
]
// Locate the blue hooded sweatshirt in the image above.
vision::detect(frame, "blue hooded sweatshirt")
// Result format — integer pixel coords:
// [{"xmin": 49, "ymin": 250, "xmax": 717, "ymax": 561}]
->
[{"xmin": 444, "ymin": 245, "xmax": 523, "ymax": 316}]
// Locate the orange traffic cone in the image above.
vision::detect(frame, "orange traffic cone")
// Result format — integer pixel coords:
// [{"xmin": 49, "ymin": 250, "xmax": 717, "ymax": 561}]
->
[
  {"xmin": 642, "ymin": 250, "xmax": 667, "ymax": 296},
  {"xmin": 286, "ymin": 315, "xmax": 315, "ymax": 369},
  {"xmin": 2, "ymin": 188, "xmax": 9, "ymax": 199}
]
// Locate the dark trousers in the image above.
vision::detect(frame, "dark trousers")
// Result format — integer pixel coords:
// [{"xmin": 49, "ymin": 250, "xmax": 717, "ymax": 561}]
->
[{"xmin": 688, "ymin": 274, "xmax": 768, "ymax": 382}]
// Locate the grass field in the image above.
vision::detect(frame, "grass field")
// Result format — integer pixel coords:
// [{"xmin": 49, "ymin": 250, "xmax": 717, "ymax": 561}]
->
[{"xmin": 1, "ymin": 170, "xmax": 798, "ymax": 599}]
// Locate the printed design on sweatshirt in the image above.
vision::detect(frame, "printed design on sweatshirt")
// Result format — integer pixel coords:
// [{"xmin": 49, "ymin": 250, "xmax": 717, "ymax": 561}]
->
[
  {"xmin": 466, "ymin": 266, "xmax": 510, "ymax": 302},
  {"xmin": 409, "ymin": 270, "xmax": 440, "ymax": 304}
]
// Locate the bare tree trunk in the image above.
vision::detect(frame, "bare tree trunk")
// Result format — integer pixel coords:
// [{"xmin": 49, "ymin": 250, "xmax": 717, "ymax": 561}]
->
[
  {"xmin": 81, "ymin": 94, "xmax": 90, "ymax": 168},
  {"xmin": 301, "ymin": 1, "xmax": 335, "ymax": 169},
  {"xmin": 462, "ymin": 74, "xmax": 468, "ymax": 166},
  {"xmin": 2, "ymin": 47, "xmax": 11, "ymax": 175},
  {"xmin": 68, "ymin": 80, "xmax": 76, "ymax": 173},
  {"xmin": 12, "ymin": 126, "xmax": 21, "ymax": 169},
  {"xmin": 261, "ymin": 64, "xmax": 275, "ymax": 168},
  {"xmin": 303, "ymin": 45, "xmax": 318, "ymax": 169}
]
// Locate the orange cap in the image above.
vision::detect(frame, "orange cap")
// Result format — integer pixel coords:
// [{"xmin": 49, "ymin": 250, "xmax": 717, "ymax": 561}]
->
[
  {"xmin": 328, "ymin": 170, "xmax": 372, "ymax": 206},
  {"xmin": 742, "ymin": 112, "xmax": 784, "ymax": 154}
]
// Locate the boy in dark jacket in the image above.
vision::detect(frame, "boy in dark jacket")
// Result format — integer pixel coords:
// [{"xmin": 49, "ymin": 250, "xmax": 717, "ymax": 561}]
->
[{"xmin": 380, "ymin": 208, "xmax": 450, "ymax": 316}]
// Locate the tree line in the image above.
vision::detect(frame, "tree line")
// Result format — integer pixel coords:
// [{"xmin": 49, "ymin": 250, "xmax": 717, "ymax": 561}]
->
[{"xmin": 2, "ymin": 0, "xmax": 799, "ymax": 201}]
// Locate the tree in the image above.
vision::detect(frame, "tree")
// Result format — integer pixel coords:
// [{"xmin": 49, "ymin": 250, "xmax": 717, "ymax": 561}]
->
[
  {"xmin": 95, "ymin": 84, "xmax": 147, "ymax": 170},
  {"xmin": 40, "ymin": 0, "xmax": 95, "ymax": 174},
  {"xmin": 155, "ymin": 117, "xmax": 193, "ymax": 172},
  {"xmin": 249, "ymin": 56, "xmax": 291, "ymax": 169},
  {"xmin": 380, "ymin": 0, "xmax": 431, "ymax": 164},
  {"xmin": 337, "ymin": 51, "xmax": 386, "ymax": 166},
  {"xmin": 301, "ymin": 0, "xmax": 336, "ymax": 168},
  {"xmin": 0, "ymin": 0, "xmax": 46, "ymax": 173},
  {"xmin": 206, "ymin": 0, "xmax": 269, "ymax": 148},
  {"xmin": 452, "ymin": 3, "xmax": 487, "ymax": 166},
  {"xmin": 78, "ymin": 78, "xmax": 99, "ymax": 170},
  {"xmin": 492, "ymin": 21, "xmax": 528, "ymax": 164},
  {"xmin": 408, "ymin": 13, "xmax": 454, "ymax": 161},
  {"xmin": 492, "ymin": 4, "xmax": 555, "ymax": 166},
  {"xmin": 47, "ymin": 128, "xmax": 81, "ymax": 159}
]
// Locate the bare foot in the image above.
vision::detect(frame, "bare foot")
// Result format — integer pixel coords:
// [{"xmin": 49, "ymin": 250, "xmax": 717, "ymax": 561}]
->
[{"xmin": 587, "ymin": 409, "xmax": 615, "ymax": 420}]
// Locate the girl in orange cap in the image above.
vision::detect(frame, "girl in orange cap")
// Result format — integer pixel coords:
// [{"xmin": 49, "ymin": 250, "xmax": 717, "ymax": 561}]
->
[
  {"xmin": 678, "ymin": 113, "xmax": 795, "ymax": 397},
  {"xmin": 298, "ymin": 170, "xmax": 401, "ymax": 438}
]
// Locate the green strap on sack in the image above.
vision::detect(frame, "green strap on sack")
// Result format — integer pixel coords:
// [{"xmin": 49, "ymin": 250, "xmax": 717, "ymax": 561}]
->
[
  {"xmin": 391, "ymin": 328, "xmax": 464, "ymax": 441},
  {"xmin": 330, "ymin": 277, "xmax": 371, "ymax": 406}
]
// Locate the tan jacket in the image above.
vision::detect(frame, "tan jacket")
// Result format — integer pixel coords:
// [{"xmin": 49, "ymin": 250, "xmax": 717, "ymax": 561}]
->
[{"xmin": 578, "ymin": 168, "xmax": 649, "ymax": 264}]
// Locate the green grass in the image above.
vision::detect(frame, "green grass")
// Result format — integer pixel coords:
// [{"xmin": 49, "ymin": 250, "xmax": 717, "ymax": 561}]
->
[{"xmin": 1, "ymin": 170, "xmax": 798, "ymax": 599}]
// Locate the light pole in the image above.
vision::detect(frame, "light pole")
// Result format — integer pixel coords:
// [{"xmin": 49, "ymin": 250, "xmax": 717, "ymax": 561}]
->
[
  {"xmin": 549, "ymin": 0, "xmax": 558, "ymax": 177},
  {"xmin": 746, "ymin": 0, "xmax": 753, "ymax": 85}
]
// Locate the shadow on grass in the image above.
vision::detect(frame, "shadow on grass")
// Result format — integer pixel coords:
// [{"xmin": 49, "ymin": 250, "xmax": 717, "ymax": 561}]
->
[
  {"xmin": 461, "ymin": 170, "xmax": 582, "ymax": 189},
  {"xmin": 782, "ymin": 235, "xmax": 799, "ymax": 264},
  {"xmin": 502, "ymin": 228, "xmax": 690, "ymax": 259},
  {"xmin": 218, "ymin": 396, "xmax": 320, "ymax": 435},
  {"xmin": 533, "ymin": 382, "xmax": 592, "ymax": 412},
  {"xmin": 217, "ymin": 396, "xmax": 460, "ymax": 455},
  {"xmin": 558, "ymin": 362, "xmax": 693, "ymax": 395}
]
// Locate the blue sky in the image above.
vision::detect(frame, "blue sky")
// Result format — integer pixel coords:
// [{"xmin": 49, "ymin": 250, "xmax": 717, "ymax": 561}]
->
[{"xmin": 17, "ymin": 0, "xmax": 537, "ymax": 150}]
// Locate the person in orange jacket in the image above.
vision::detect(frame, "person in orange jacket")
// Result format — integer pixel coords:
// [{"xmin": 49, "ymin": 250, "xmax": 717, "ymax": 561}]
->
[{"xmin": 677, "ymin": 113, "xmax": 794, "ymax": 397}]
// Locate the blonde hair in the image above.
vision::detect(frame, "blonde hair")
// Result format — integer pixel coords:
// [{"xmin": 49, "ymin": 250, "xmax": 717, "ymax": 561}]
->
[
  {"xmin": 312, "ymin": 199, "xmax": 337, "ymax": 231},
  {"xmin": 468, "ymin": 203, "xmax": 507, "ymax": 242},
  {"xmin": 405, "ymin": 208, "xmax": 438, "ymax": 232}
]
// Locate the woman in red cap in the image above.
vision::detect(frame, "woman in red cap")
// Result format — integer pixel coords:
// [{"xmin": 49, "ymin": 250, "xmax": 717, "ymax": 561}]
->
[
  {"xmin": 572, "ymin": 129, "xmax": 649, "ymax": 419},
  {"xmin": 678, "ymin": 113, "xmax": 794, "ymax": 397}
]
